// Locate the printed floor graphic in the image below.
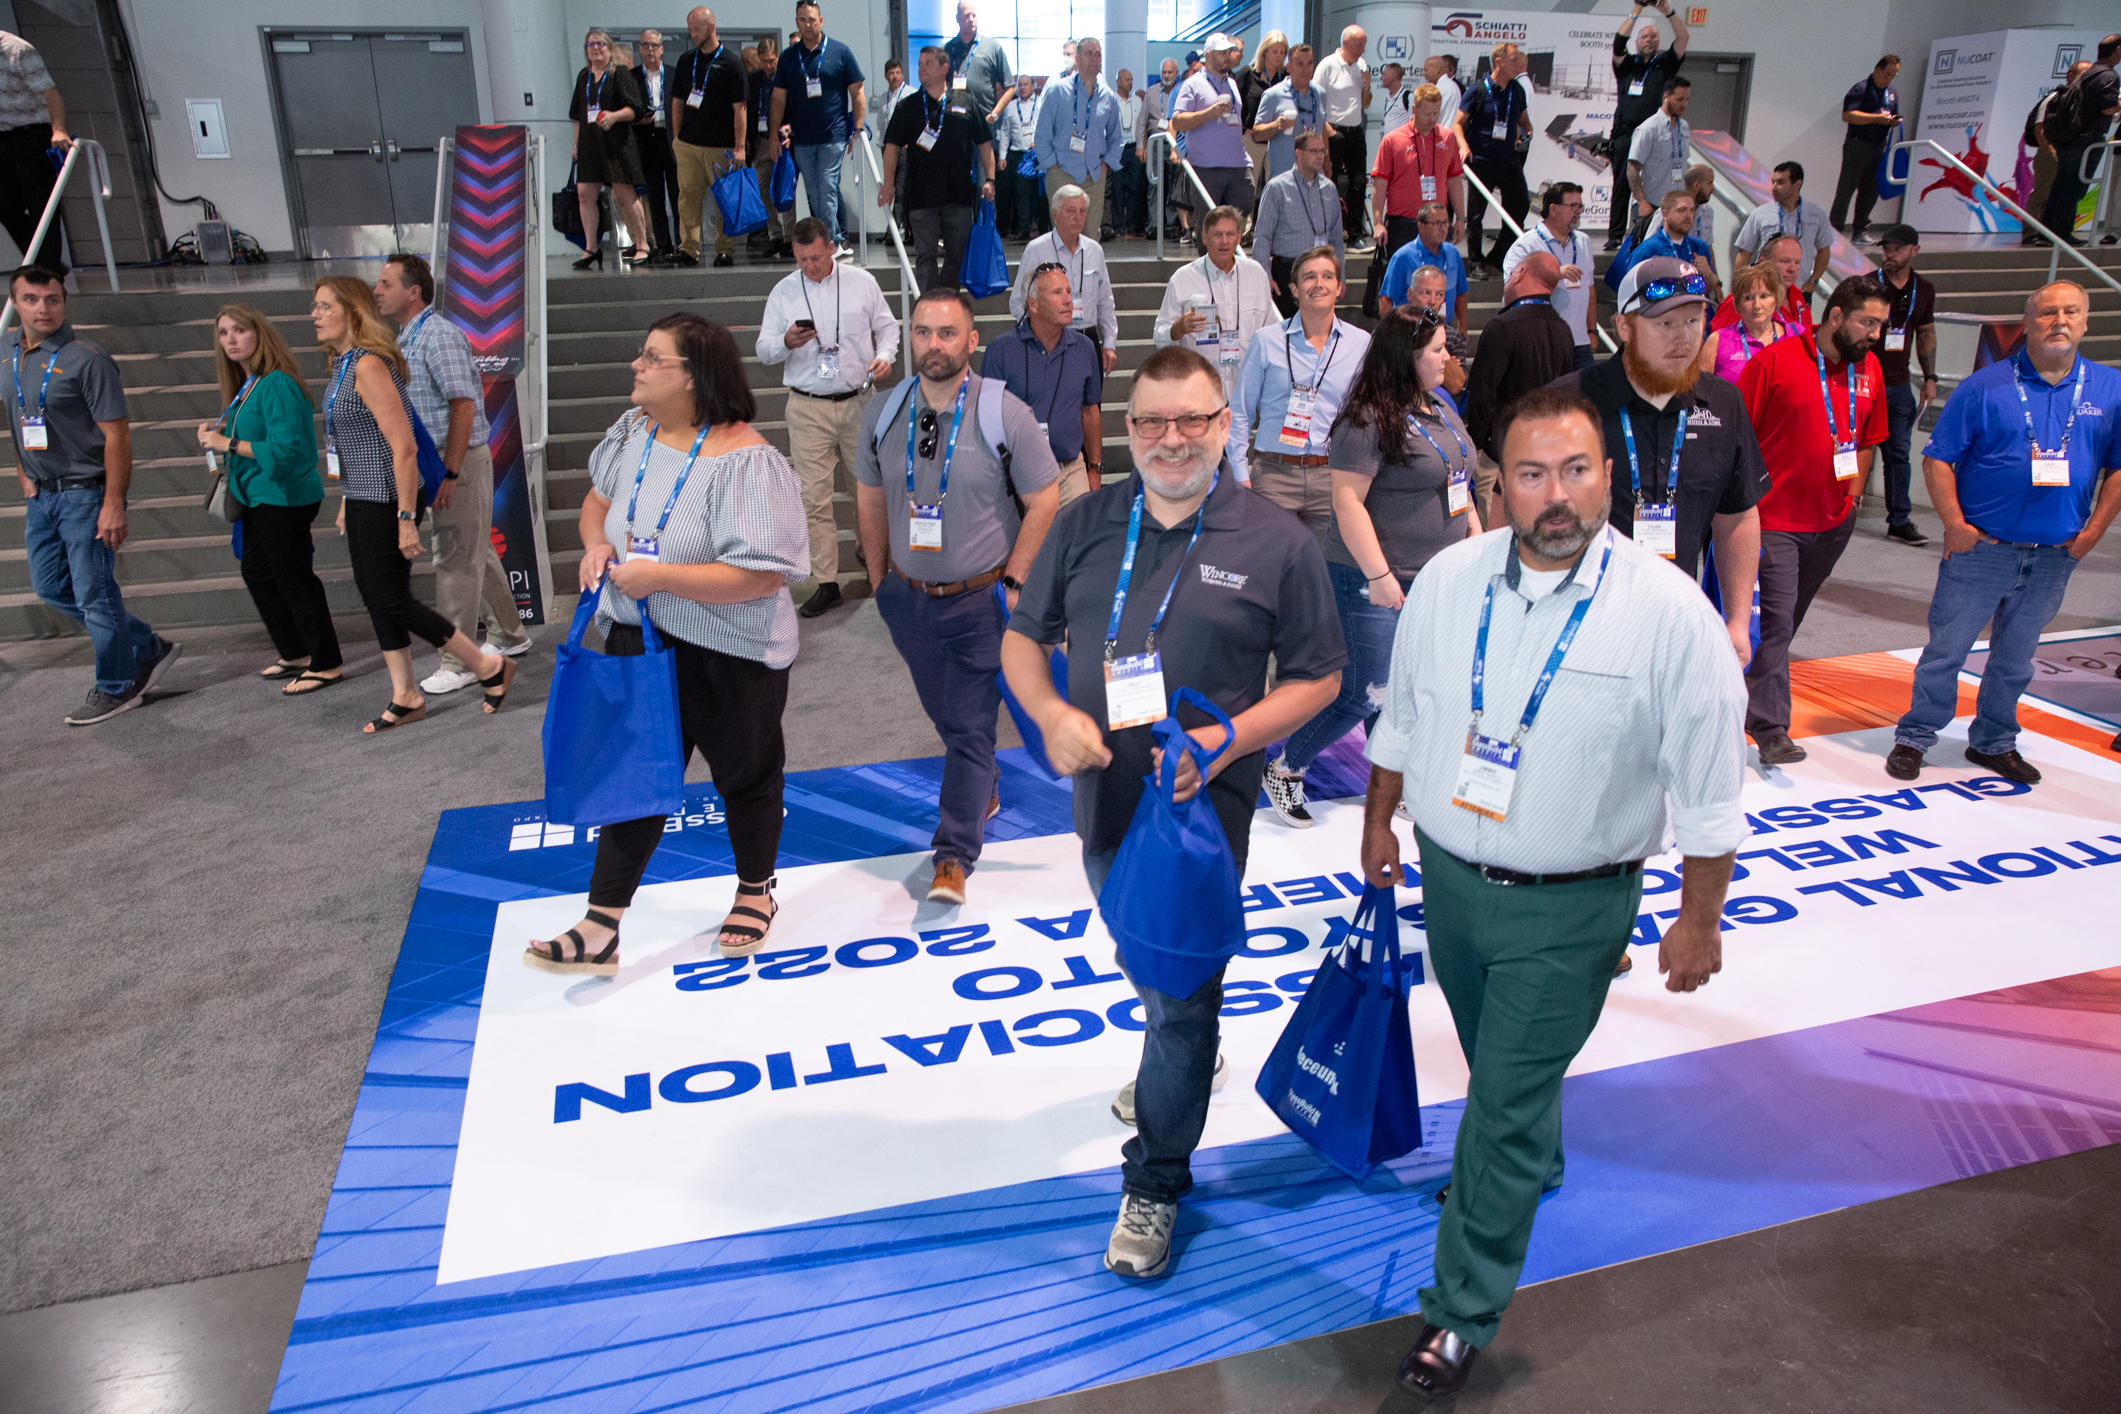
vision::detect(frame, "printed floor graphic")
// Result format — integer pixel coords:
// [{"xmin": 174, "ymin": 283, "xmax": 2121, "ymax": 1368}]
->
[{"xmin": 273, "ymin": 636, "xmax": 2121, "ymax": 1412}]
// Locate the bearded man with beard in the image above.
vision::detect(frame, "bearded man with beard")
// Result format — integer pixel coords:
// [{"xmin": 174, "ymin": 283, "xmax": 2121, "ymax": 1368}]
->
[
  {"xmin": 1553, "ymin": 257, "xmax": 1766, "ymax": 668},
  {"xmin": 1735, "ymin": 276, "xmax": 1892, "ymax": 768},
  {"xmin": 1361, "ymin": 382, "xmax": 1747, "ymax": 1403},
  {"xmin": 1002, "ymin": 344, "xmax": 1345, "ymax": 1283}
]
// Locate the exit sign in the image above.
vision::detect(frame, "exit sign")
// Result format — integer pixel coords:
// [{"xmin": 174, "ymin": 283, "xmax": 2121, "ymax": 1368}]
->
[{"xmin": 1687, "ymin": 7, "xmax": 1707, "ymax": 23}]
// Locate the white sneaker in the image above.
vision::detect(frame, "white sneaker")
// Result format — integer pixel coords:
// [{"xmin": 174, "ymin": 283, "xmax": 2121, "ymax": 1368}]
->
[
  {"xmin": 1264, "ymin": 756, "xmax": 1314, "ymax": 828},
  {"xmin": 1112, "ymin": 1052, "xmax": 1227, "ymax": 1126},
  {"xmin": 482, "ymin": 639, "xmax": 532, "ymax": 658},
  {"xmin": 421, "ymin": 666, "xmax": 480, "ymax": 695},
  {"xmin": 1104, "ymin": 1193, "xmax": 1177, "ymax": 1279}
]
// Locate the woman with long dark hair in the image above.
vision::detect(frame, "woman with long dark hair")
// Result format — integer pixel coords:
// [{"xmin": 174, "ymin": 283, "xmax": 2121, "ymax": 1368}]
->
[
  {"xmin": 197, "ymin": 303, "xmax": 343, "ymax": 692},
  {"xmin": 1263, "ymin": 304, "xmax": 1483, "ymax": 827},
  {"xmin": 312, "ymin": 277, "xmax": 517, "ymax": 731},
  {"xmin": 526, "ymin": 315, "xmax": 810, "ymax": 976}
]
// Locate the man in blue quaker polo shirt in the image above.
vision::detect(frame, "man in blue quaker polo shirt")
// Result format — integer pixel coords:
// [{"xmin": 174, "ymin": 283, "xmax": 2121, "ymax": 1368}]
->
[{"xmin": 1886, "ymin": 281, "xmax": 2121, "ymax": 786}]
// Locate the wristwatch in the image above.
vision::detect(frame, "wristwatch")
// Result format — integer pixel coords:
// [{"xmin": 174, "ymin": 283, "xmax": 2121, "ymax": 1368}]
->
[
  {"xmin": 1000, "ymin": 573, "xmax": 1023, "ymax": 591},
  {"xmin": 398, "ymin": 510, "xmax": 416, "ymax": 522}
]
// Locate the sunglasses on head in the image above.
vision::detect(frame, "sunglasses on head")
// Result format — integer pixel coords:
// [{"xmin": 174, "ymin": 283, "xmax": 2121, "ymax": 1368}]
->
[{"xmin": 1629, "ymin": 272, "xmax": 1708, "ymax": 308}]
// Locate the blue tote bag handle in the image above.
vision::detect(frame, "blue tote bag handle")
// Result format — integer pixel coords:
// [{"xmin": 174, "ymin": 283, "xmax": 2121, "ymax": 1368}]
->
[
  {"xmin": 990, "ymin": 582, "xmax": 1072, "ymax": 780},
  {"xmin": 1151, "ymin": 686, "xmax": 1234, "ymax": 797},
  {"xmin": 566, "ymin": 576, "xmax": 666, "ymax": 657}
]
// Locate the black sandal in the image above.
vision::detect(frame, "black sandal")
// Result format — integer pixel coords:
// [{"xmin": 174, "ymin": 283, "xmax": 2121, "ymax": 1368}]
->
[
  {"xmin": 481, "ymin": 656, "xmax": 519, "ymax": 714},
  {"xmin": 363, "ymin": 700, "xmax": 427, "ymax": 733},
  {"xmin": 259, "ymin": 659, "xmax": 308, "ymax": 680},
  {"xmin": 283, "ymin": 671, "xmax": 342, "ymax": 696},
  {"xmin": 717, "ymin": 878, "xmax": 778, "ymax": 958},
  {"xmin": 525, "ymin": 907, "xmax": 622, "ymax": 976}
]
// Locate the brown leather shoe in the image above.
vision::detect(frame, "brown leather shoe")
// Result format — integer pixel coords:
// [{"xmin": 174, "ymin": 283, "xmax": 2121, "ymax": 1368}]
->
[{"xmin": 928, "ymin": 858, "xmax": 967, "ymax": 905}]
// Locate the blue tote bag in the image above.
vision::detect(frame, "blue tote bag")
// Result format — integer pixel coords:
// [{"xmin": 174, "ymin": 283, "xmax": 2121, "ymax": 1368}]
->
[
  {"xmin": 991, "ymin": 583, "xmax": 1070, "ymax": 780},
  {"xmin": 1255, "ymin": 883, "xmax": 1423, "ymax": 1179},
  {"xmin": 404, "ymin": 400, "xmax": 449, "ymax": 502},
  {"xmin": 1099, "ymin": 688, "xmax": 1246, "ymax": 1001},
  {"xmin": 960, "ymin": 200, "xmax": 1010, "ymax": 299},
  {"xmin": 769, "ymin": 150, "xmax": 799, "ymax": 212},
  {"xmin": 541, "ymin": 584, "xmax": 686, "ymax": 828},
  {"xmin": 713, "ymin": 160, "xmax": 771, "ymax": 235}
]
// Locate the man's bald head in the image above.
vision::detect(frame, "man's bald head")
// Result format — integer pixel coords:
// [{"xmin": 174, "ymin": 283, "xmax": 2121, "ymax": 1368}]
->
[{"xmin": 1507, "ymin": 252, "xmax": 1561, "ymax": 301}]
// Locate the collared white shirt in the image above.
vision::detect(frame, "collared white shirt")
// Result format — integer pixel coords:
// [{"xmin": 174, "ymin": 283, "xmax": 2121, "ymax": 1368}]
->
[
  {"xmin": 756, "ymin": 263, "xmax": 901, "ymax": 395},
  {"xmin": 1010, "ymin": 231, "xmax": 1118, "ymax": 350},
  {"xmin": 876, "ymin": 81, "xmax": 915, "ymax": 139},
  {"xmin": 1227, "ymin": 314, "xmax": 1373, "ymax": 483},
  {"xmin": 1629, "ymin": 110, "xmax": 1692, "ymax": 206},
  {"xmin": 1153, "ymin": 252, "xmax": 1277, "ymax": 400},
  {"xmin": 1117, "ymin": 91, "xmax": 1143, "ymax": 146},
  {"xmin": 1501, "ymin": 222, "xmax": 1595, "ymax": 347},
  {"xmin": 1368, "ymin": 526, "xmax": 1748, "ymax": 874},
  {"xmin": 1313, "ymin": 51, "xmax": 1368, "ymax": 128},
  {"xmin": 1435, "ymin": 72, "xmax": 1463, "ymax": 127},
  {"xmin": 1378, "ymin": 84, "xmax": 1413, "ymax": 135}
]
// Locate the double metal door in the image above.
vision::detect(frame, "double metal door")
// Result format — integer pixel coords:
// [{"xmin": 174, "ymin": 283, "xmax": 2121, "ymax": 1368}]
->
[{"xmin": 267, "ymin": 31, "xmax": 480, "ymax": 259}]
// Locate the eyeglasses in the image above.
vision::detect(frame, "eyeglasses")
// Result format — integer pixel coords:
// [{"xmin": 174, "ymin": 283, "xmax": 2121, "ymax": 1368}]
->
[
  {"xmin": 919, "ymin": 406, "xmax": 939, "ymax": 459},
  {"xmin": 635, "ymin": 346, "xmax": 673, "ymax": 367},
  {"xmin": 1627, "ymin": 272, "xmax": 1708, "ymax": 308},
  {"xmin": 1129, "ymin": 408, "xmax": 1226, "ymax": 439},
  {"xmin": 585, "ymin": 40, "xmax": 610, "ymax": 50}
]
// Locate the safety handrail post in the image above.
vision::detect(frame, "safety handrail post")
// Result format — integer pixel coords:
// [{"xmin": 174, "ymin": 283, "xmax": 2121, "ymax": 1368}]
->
[
  {"xmin": 0, "ymin": 139, "xmax": 121, "ymax": 335},
  {"xmin": 1890, "ymin": 139, "xmax": 2121, "ymax": 301},
  {"xmin": 1147, "ymin": 131, "xmax": 1214, "ymax": 261},
  {"xmin": 2080, "ymin": 139, "xmax": 2121, "ymax": 243},
  {"xmin": 1460, "ymin": 161, "xmax": 1618, "ymax": 353},
  {"xmin": 856, "ymin": 132, "xmax": 922, "ymax": 378}
]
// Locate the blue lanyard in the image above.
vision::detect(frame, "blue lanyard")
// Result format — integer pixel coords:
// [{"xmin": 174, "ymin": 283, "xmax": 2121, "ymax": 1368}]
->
[
  {"xmin": 1620, "ymin": 407, "xmax": 1687, "ymax": 505},
  {"xmin": 800, "ymin": 39, "xmax": 825, "ymax": 81},
  {"xmin": 324, "ymin": 350, "xmax": 357, "ymax": 446},
  {"xmin": 1074, "ymin": 77, "xmax": 1089, "ymax": 133},
  {"xmin": 907, "ymin": 374, "xmax": 970, "ymax": 509},
  {"xmin": 1409, "ymin": 409, "xmax": 1471, "ymax": 478},
  {"xmin": 400, "ymin": 308, "xmax": 435, "ymax": 360},
  {"xmin": 1777, "ymin": 203, "xmax": 1802, "ymax": 243},
  {"xmin": 584, "ymin": 69, "xmax": 609, "ymax": 109},
  {"xmin": 922, "ymin": 90, "xmax": 942, "ymax": 132},
  {"xmin": 1104, "ymin": 469, "xmax": 1220, "ymax": 660},
  {"xmin": 2014, "ymin": 358, "xmax": 2087, "ymax": 456},
  {"xmin": 11, "ymin": 341, "xmax": 57, "ymax": 417},
  {"xmin": 218, "ymin": 373, "xmax": 259, "ymax": 433},
  {"xmin": 1813, "ymin": 344, "xmax": 1859, "ymax": 448},
  {"xmin": 1537, "ymin": 226, "xmax": 1573, "ymax": 262},
  {"xmin": 1471, "ymin": 537, "xmax": 1611, "ymax": 745},
  {"xmin": 625, "ymin": 422, "xmax": 712, "ymax": 537}
]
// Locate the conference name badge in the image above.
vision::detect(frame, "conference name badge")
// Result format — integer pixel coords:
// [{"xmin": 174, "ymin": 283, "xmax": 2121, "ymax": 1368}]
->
[
  {"xmin": 1069, "ymin": 133, "xmax": 1086, "ymax": 154},
  {"xmin": 1451, "ymin": 733, "xmax": 1520, "ymax": 822},
  {"xmin": 686, "ymin": 88, "xmax": 705, "ymax": 109},
  {"xmin": 908, "ymin": 503, "xmax": 944, "ymax": 551},
  {"xmin": 2032, "ymin": 451, "xmax": 2071, "ymax": 487},
  {"xmin": 587, "ymin": 105, "xmax": 602, "ymax": 123},
  {"xmin": 918, "ymin": 126, "xmax": 941, "ymax": 151},
  {"xmin": 626, "ymin": 534, "xmax": 661, "ymax": 563},
  {"xmin": 806, "ymin": 78, "xmax": 823, "ymax": 99},
  {"xmin": 1103, "ymin": 651, "xmax": 1166, "ymax": 730},
  {"xmin": 1490, "ymin": 117, "xmax": 1509, "ymax": 142},
  {"xmin": 1629, "ymin": 77, "xmax": 1647, "ymax": 98},
  {"xmin": 1883, "ymin": 330, "xmax": 1906, "ymax": 352},
  {"xmin": 1420, "ymin": 175, "xmax": 1437, "ymax": 203},
  {"xmin": 325, "ymin": 445, "xmax": 342, "ymax": 480},
  {"xmin": 1447, "ymin": 463, "xmax": 1471, "ymax": 517},
  {"xmin": 815, "ymin": 347, "xmax": 841, "ymax": 382},
  {"xmin": 953, "ymin": 75, "xmax": 967, "ymax": 91},
  {"xmin": 20, "ymin": 415, "xmax": 46, "ymax": 450},
  {"xmin": 1279, "ymin": 387, "xmax": 1318, "ymax": 448},
  {"xmin": 204, "ymin": 448, "xmax": 218, "ymax": 474},
  {"xmin": 1220, "ymin": 334, "xmax": 1243, "ymax": 367},
  {"xmin": 1636, "ymin": 502, "xmax": 1678, "ymax": 558},
  {"xmin": 1833, "ymin": 443, "xmax": 1860, "ymax": 481}
]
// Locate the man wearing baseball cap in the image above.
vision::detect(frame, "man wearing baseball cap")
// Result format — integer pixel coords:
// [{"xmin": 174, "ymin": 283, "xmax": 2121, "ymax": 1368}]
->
[
  {"xmin": 1170, "ymin": 34, "xmax": 1255, "ymax": 250},
  {"xmin": 1871, "ymin": 223, "xmax": 1938, "ymax": 546}
]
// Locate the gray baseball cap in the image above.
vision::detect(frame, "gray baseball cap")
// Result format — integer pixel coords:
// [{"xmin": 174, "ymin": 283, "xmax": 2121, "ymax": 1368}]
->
[{"xmin": 1616, "ymin": 257, "xmax": 1711, "ymax": 317}]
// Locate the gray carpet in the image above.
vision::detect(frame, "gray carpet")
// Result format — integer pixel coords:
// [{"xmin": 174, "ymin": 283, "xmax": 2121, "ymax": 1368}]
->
[{"xmin": 2, "ymin": 511, "xmax": 2116, "ymax": 1315}]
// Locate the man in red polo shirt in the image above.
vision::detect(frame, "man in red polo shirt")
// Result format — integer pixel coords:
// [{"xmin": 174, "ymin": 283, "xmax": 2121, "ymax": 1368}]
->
[
  {"xmin": 1712, "ymin": 233, "xmax": 1813, "ymax": 335},
  {"xmin": 1736, "ymin": 276, "xmax": 1891, "ymax": 767},
  {"xmin": 1366, "ymin": 84, "xmax": 1463, "ymax": 313}
]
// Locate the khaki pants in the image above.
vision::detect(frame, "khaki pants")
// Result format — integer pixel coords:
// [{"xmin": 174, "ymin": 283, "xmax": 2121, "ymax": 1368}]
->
[
  {"xmin": 750, "ymin": 144, "xmax": 792, "ymax": 245},
  {"xmin": 674, "ymin": 141, "xmax": 739, "ymax": 259},
  {"xmin": 1052, "ymin": 454, "xmax": 1092, "ymax": 507},
  {"xmin": 1244, "ymin": 135, "xmax": 1272, "ymax": 233},
  {"xmin": 784, "ymin": 388, "xmax": 871, "ymax": 582},
  {"xmin": 1248, "ymin": 456, "xmax": 1333, "ymax": 541},
  {"xmin": 429, "ymin": 445, "xmax": 527, "ymax": 671},
  {"xmin": 1046, "ymin": 167, "xmax": 1108, "ymax": 236}
]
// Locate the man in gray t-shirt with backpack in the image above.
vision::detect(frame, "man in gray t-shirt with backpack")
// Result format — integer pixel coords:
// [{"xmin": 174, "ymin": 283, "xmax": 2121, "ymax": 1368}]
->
[{"xmin": 854, "ymin": 285, "xmax": 1060, "ymax": 907}]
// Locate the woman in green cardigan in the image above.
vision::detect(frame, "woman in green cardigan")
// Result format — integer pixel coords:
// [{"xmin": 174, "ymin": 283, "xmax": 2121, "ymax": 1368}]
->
[{"xmin": 196, "ymin": 304, "xmax": 343, "ymax": 694}]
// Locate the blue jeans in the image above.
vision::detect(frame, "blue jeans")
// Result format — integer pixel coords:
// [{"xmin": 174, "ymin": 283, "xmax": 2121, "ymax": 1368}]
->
[
  {"xmin": 24, "ymin": 485, "xmax": 159, "ymax": 695},
  {"xmin": 874, "ymin": 574, "xmax": 1004, "ymax": 868},
  {"xmin": 1882, "ymin": 382, "xmax": 1917, "ymax": 527},
  {"xmin": 791, "ymin": 141, "xmax": 844, "ymax": 244},
  {"xmin": 1282, "ymin": 558, "xmax": 1404, "ymax": 772},
  {"xmin": 1895, "ymin": 540, "xmax": 2079, "ymax": 756}
]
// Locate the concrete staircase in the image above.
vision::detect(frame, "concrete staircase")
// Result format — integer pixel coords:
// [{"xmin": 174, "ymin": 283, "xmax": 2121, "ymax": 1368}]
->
[{"xmin": 4, "ymin": 241, "xmax": 2117, "ymax": 641}]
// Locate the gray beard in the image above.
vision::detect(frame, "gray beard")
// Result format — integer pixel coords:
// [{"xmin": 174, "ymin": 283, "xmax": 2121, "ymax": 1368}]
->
[
  {"xmin": 1141, "ymin": 455, "xmax": 1216, "ymax": 501},
  {"xmin": 1515, "ymin": 495, "xmax": 1612, "ymax": 563}
]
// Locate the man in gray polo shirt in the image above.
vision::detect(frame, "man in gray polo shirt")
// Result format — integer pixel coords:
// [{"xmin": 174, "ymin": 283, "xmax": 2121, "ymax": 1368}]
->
[
  {"xmin": 8, "ymin": 264, "xmax": 177, "ymax": 724},
  {"xmin": 1003, "ymin": 344, "xmax": 1345, "ymax": 1283},
  {"xmin": 856, "ymin": 285, "xmax": 1060, "ymax": 908},
  {"xmin": 375, "ymin": 253, "xmax": 531, "ymax": 696}
]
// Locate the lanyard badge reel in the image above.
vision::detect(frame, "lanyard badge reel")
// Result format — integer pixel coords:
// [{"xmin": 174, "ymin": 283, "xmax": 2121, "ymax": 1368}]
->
[
  {"xmin": 2019, "ymin": 362, "xmax": 2085, "ymax": 488},
  {"xmin": 907, "ymin": 376, "xmax": 969, "ymax": 551},
  {"xmin": 1621, "ymin": 407, "xmax": 1687, "ymax": 558},
  {"xmin": 1102, "ymin": 473, "xmax": 1217, "ymax": 730}
]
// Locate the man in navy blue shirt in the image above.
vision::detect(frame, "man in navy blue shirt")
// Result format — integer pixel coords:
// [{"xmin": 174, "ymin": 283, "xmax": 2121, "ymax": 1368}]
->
[
  {"xmin": 768, "ymin": 1, "xmax": 866, "ymax": 249},
  {"xmin": 1452, "ymin": 43, "xmax": 1533, "ymax": 275},
  {"xmin": 1831, "ymin": 56, "xmax": 1900, "ymax": 244},
  {"xmin": 981, "ymin": 263, "xmax": 1104, "ymax": 507},
  {"xmin": 1888, "ymin": 282, "xmax": 2121, "ymax": 786}
]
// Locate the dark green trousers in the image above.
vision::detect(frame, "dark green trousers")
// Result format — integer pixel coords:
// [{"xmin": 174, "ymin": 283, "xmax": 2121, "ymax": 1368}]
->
[{"xmin": 1414, "ymin": 827, "xmax": 1645, "ymax": 1347}]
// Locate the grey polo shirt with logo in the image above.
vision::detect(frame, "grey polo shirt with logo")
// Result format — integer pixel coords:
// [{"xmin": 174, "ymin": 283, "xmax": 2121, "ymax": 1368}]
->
[
  {"xmin": 1009, "ymin": 468, "xmax": 1346, "ymax": 866},
  {"xmin": 5, "ymin": 324, "xmax": 127, "ymax": 490},
  {"xmin": 854, "ymin": 372, "xmax": 1059, "ymax": 583}
]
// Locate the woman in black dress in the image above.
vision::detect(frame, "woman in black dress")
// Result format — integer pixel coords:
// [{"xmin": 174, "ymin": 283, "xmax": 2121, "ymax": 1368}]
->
[{"xmin": 570, "ymin": 27, "xmax": 650, "ymax": 269}]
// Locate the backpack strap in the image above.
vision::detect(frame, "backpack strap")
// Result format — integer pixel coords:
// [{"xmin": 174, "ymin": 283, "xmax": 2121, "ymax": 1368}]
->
[
  {"xmin": 868, "ymin": 377, "xmax": 919, "ymax": 457},
  {"xmin": 977, "ymin": 373, "xmax": 1009, "ymax": 465}
]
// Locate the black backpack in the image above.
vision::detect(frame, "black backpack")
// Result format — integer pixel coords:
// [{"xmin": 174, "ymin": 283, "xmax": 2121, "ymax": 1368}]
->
[{"xmin": 2041, "ymin": 64, "xmax": 2107, "ymax": 147}]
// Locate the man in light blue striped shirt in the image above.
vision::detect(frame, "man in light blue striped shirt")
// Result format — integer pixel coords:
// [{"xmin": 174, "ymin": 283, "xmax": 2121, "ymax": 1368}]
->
[{"xmin": 1034, "ymin": 39, "xmax": 1124, "ymax": 240}]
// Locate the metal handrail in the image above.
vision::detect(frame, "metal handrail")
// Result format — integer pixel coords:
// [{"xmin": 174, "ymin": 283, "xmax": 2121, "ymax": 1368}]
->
[
  {"xmin": 2080, "ymin": 139, "xmax": 2120, "ymax": 243},
  {"xmin": 1147, "ymin": 131, "xmax": 1216, "ymax": 260},
  {"xmin": 1460, "ymin": 161, "xmax": 1619, "ymax": 353},
  {"xmin": 854, "ymin": 132, "xmax": 922, "ymax": 377},
  {"xmin": 1890, "ymin": 139, "xmax": 2121, "ymax": 297},
  {"xmin": 0, "ymin": 139, "xmax": 120, "ymax": 334}
]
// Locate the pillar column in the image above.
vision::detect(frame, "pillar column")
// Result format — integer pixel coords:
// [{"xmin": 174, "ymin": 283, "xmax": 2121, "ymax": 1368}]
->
[
  {"xmin": 479, "ymin": 0, "xmax": 574, "ymax": 127},
  {"xmin": 1107, "ymin": 0, "xmax": 1147, "ymax": 99}
]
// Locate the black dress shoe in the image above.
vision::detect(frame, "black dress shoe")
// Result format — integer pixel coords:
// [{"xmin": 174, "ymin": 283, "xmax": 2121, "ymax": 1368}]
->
[
  {"xmin": 672, "ymin": 251, "xmax": 700, "ymax": 267},
  {"xmin": 1885, "ymin": 521, "xmax": 1929, "ymax": 546},
  {"xmin": 798, "ymin": 581, "xmax": 843, "ymax": 619},
  {"xmin": 712, "ymin": 252, "xmax": 735, "ymax": 268},
  {"xmin": 1884, "ymin": 744, "xmax": 1924, "ymax": 781},
  {"xmin": 1965, "ymin": 746, "xmax": 2041, "ymax": 785},
  {"xmin": 1754, "ymin": 730, "xmax": 1807, "ymax": 767},
  {"xmin": 1602, "ymin": 236, "xmax": 1623, "ymax": 251},
  {"xmin": 1397, "ymin": 1322, "xmax": 1478, "ymax": 1402}
]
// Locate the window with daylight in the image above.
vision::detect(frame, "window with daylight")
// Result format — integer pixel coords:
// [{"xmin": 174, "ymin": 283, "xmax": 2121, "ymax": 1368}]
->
[{"xmin": 904, "ymin": 0, "xmax": 1110, "ymax": 81}]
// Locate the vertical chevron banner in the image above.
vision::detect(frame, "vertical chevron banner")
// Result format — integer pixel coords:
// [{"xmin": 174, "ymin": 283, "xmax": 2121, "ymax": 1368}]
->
[{"xmin": 442, "ymin": 125, "xmax": 546, "ymax": 624}]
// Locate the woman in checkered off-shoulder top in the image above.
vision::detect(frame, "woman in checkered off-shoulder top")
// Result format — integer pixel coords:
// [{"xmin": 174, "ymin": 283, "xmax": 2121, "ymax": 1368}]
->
[{"xmin": 526, "ymin": 314, "xmax": 810, "ymax": 979}]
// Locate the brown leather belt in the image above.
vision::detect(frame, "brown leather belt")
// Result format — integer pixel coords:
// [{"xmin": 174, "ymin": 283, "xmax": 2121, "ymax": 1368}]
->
[
  {"xmin": 1254, "ymin": 451, "xmax": 1331, "ymax": 467},
  {"xmin": 893, "ymin": 563, "xmax": 1007, "ymax": 598}
]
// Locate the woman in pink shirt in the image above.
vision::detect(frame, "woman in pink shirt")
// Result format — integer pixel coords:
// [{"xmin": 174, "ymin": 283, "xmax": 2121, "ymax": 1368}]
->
[{"xmin": 1700, "ymin": 261, "xmax": 1787, "ymax": 384}]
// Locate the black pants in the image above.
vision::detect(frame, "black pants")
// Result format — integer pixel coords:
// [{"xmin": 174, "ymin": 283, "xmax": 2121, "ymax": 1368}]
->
[
  {"xmin": 1114, "ymin": 143, "xmax": 1146, "ymax": 233},
  {"xmin": 239, "ymin": 500, "xmax": 342, "ymax": 671},
  {"xmin": 1363, "ymin": 213, "xmax": 1422, "ymax": 318},
  {"xmin": 637, "ymin": 126, "xmax": 680, "ymax": 253},
  {"xmin": 2041, "ymin": 138, "xmax": 2102, "ymax": 240},
  {"xmin": 1268, "ymin": 255, "xmax": 1299, "ymax": 317},
  {"xmin": 1745, "ymin": 512, "xmax": 1858, "ymax": 735},
  {"xmin": 1328, "ymin": 124, "xmax": 1367, "ymax": 241},
  {"xmin": 587, "ymin": 628, "xmax": 790, "ymax": 905},
  {"xmin": 344, "ymin": 497, "xmax": 455, "ymax": 653},
  {"xmin": 1466, "ymin": 155, "xmax": 1529, "ymax": 267},
  {"xmin": 1831, "ymin": 140, "xmax": 1884, "ymax": 235},
  {"xmin": 1605, "ymin": 121, "xmax": 1641, "ymax": 242},
  {"xmin": 907, "ymin": 203, "xmax": 974, "ymax": 294},
  {"xmin": 1001, "ymin": 150, "xmax": 1046, "ymax": 238},
  {"xmin": 0, "ymin": 124, "xmax": 65, "ymax": 272}
]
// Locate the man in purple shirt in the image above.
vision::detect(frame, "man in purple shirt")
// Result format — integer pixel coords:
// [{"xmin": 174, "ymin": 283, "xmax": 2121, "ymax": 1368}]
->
[{"xmin": 1170, "ymin": 33, "xmax": 1255, "ymax": 253}]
